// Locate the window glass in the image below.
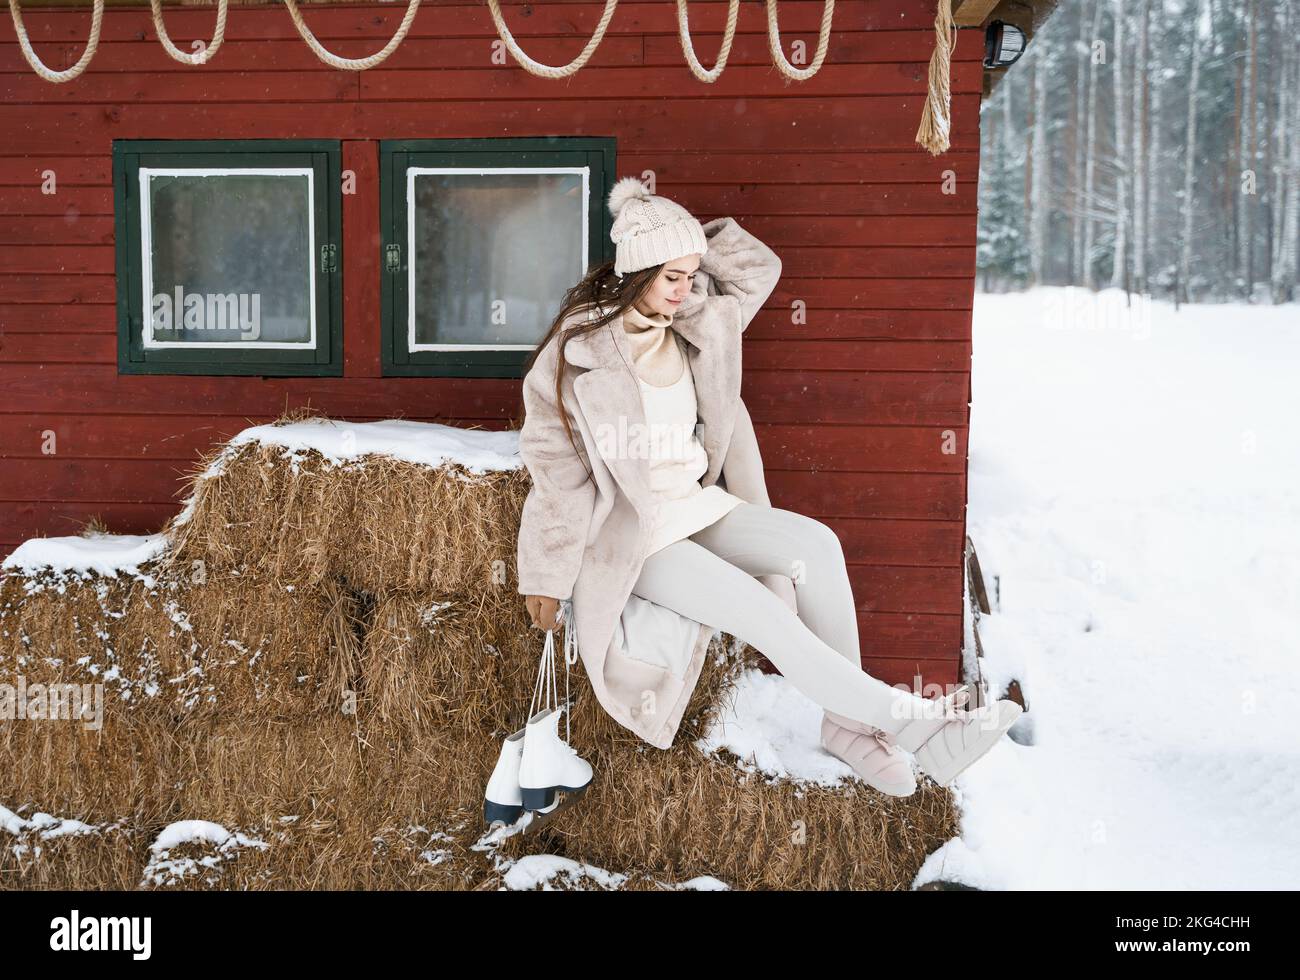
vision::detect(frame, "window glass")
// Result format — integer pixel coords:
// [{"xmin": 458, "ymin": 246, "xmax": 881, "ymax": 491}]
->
[
  {"xmin": 143, "ymin": 170, "xmax": 314, "ymax": 347},
  {"xmin": 408, "ymin": 168, "xmax": 586, "ymax": 350}
]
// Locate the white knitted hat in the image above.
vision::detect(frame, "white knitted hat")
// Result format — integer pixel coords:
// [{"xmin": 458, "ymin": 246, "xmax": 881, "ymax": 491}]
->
[{"xmin": 607, "ymin": 176, "xmax": 708, "ymax": 276}]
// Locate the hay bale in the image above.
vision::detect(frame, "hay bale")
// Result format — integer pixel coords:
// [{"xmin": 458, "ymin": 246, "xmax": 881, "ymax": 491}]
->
[
  {"xmin": 130, "ymin": 818, "xmax": 475, "ymax": 892},
  {"xmin": 1, "ymin": 540, "xmax": 371, "ymax": 865},
  {"xmin": 137, "ymin": 822, "xmax": 279, "ymax": 891},
  {"xmin": 0, "ymin": 811, "xmax": 153, "ymax": 891},
  {"xmin": 352, "ymin": 583, "xmax": 749, "ymax": 829},
  {"xmin": 359, "ymin": 589, "xmax": 519, "ymax": 738},
  {"xmin": 493, "ymin": 854, "xmax": 710, "ymax": 891},
  {"xmin": 361, "ymin": 723, "xmax": 501, "ymax": 824},
  {"xmin": 526, "ymin": 750, "xmax": 959, "ymax": 890},
  {"xmin": 136, "ymin": 720, "xmax": 498, "ymax": 889},
  {"xmin": 0, "ymin": 718, "xmax": 180, "ymax": 827},
  {"xmin": 118, "ymin": 564, "xmax": 363, "ymax": 722},
  {"xmin": 159, "ymin": 718, "xmax": 495, "ymax": 889},
  {"xmin": 168, "ymin": 716, "xmax": 365, "ymax": 830},
  {"xmin": 0, "ymin": 566, "xmax": 157, "ymax": 724},
  {"xmin": 162, "ymin": 417, "xmax": 527, "ymax": 594},
  {"xmin": 359, "ymin": 814, "xmax": 493, "ymax": 891},
  {"xmin": 128, "ymin": 813, "xmax": 547, "ymax": 891},
  {"xmin": 2, "ymin": 545, "xmax": 362, "ymax": 726},
  {"xmin": 0, "ymin": 801, "xmax": 504, "ymax": 892}
]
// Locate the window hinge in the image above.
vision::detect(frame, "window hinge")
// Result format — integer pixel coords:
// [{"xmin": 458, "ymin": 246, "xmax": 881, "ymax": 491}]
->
[
  {"xmin": 319, "ymin": 243, "xmax": 337, "ymax": 274},
  {"xmin": 385, "ymin": 243, "xmax": 401, "ymax": 273}
]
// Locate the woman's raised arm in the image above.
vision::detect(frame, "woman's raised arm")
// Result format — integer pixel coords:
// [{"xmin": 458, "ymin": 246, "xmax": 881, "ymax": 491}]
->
[{"xmin": 685, "ymin": 216, "xmax": 783, "ymax": 333}]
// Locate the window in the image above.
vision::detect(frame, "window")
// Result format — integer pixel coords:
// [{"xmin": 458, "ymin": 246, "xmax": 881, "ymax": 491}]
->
[
  {"xmin": 380, "ymin": 137, "xmax": 616, "ymax": 378},
  {"xmin": 113, "ymin": 140, "xmax": 342, "ymax": 376}
]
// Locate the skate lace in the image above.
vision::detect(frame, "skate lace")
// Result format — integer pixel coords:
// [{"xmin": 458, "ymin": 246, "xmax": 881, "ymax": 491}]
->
[{"xmin": 530, "ymin": 598, "xmax": 580, "ymax": 744}]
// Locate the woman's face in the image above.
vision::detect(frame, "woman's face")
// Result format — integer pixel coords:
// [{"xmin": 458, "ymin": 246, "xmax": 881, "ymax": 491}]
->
[{"xmin": 633, "ymin": 253, "xmax": 701, "ymax": 317}]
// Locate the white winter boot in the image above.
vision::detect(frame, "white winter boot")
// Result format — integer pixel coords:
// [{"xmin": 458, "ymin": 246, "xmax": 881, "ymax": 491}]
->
[
  {"xmin": 517, "ymin": 706, "xmax": 593, "ymax": 811},
  {"xmin": 821, "ymin": 709, "xmax": 918, "ymax": 797},
  {"xmin": 483, "ymin": 728, "xmax": 527, "ymax": 827},
  {"xmin": 889, "ymin": 687, "xmax": 1022, "ymax": 787}
]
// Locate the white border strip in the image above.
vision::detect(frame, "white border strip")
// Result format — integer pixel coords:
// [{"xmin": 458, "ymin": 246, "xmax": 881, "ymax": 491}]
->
[
  {"xmin": 139, "ymin": 167, "xmax": 317, "ymax": 350},
  {"xmin": 404, "ymin": 166, "xmax": 589, "ymax": 353}
]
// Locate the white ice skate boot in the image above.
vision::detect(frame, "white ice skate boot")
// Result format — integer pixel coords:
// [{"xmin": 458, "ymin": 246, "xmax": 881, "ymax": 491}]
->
[
  {"xmin": 517, "ymin": 706, "xmax": 593, "ymax": 812},
  {"xmin": 483, "ymin": 728, "xmax": 527, "ymax": 827},
  {"xmin": 891, "ymin": 686, "xmax": 1022, "ymax": 787},
  {"xmin": 484, "ymin": 727, "xmax": 560, "ymax": 827}
]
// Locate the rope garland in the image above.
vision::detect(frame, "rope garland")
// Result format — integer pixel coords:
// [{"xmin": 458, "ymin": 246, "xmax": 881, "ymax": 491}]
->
[
  {"xmin": 150, "ymin": 0, "xmax": 227, "ymax": 65},
  {"xmin": 765, "ymin": 0, "xmax": 834, "ymax": 82},
  {"xmin": 485, "ymin": 0, "xmax": 619, "ymax": 79},
  {"xmin": 284, "ymin": 0, "xmax": 422, "ymax": 71},
  {"xmin": 4, "ymin": 0, "xmax": 958, "ymax": 154},
  {"xmin": 676, "ymin": 0, "xmax": 739, "ymax": 84},
  {"xmin": 7, "ymin": 0, "xmax": 103, "ymax": 83},
  {"xmin": 914, "ymin": 0, "xmax": 957, "ymax": 155}
]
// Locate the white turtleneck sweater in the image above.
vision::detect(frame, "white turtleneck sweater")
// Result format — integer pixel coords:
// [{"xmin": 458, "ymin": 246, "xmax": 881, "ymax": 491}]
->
[{"xmin": 621, "ymin": 305, "xmax": 745, "ymax": 557}]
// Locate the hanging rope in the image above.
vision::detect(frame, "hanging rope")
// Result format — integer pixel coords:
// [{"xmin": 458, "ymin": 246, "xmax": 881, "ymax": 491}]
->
[
  {"xmin": 6, "ymin": 0, "xmax": 957, "ymax": 159},
  {"xmin": 150, "ymin": 0, "xmax": 227, "ymax": 65},
  {"xmin": 914, "ymin": 0, "xmax": 957, "ymax": 155},
  {"xmin": 7, "ymin": 0, "xmax": 103, "ymax": 83},
  {"xmin": 283, "ymin": 0, "xmax": 422, "ymax": 71},
  {"xmin": 485, "ymin": 0, "xmax": 619, "ymax": 79},
  {"xmin": 765, "ymin": 0, "xmax": 834, "ymax": 82},
  {"xmin": 676, "ymin": 0, "xmax": 739, "ymax": 84}
]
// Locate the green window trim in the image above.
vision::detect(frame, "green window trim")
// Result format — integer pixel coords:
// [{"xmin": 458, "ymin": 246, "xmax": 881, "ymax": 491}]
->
[
  {"xmin": 380, "ymin": 137, "xmax": 616, "ymax": 379},
  {"xmin": 113, "ymin": 139, "xmax": 343, "ymax": 377}
]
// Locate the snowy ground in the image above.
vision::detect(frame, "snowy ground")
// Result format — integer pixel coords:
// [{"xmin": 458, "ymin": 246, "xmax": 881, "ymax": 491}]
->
[{"xmin": 929, "ymin": 287, "xmax": 1300, "ymax": 889}]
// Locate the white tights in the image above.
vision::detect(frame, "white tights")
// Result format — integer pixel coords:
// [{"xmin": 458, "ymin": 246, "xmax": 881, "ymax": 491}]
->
[{"xmin": 629, "ymin": 502, "xmax": 935, "ymax": 733}]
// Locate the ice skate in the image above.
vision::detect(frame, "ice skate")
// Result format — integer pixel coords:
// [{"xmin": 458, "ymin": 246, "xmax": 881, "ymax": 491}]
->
[{"xmin": 517, "ymin": 705, "xmax": 593, "ymax": 811}]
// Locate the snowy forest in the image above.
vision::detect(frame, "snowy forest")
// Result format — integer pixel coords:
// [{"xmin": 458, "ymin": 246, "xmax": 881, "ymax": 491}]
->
[{"xmin": 978, "ymin": 0, "xmax": 1300, "ymax": 303}]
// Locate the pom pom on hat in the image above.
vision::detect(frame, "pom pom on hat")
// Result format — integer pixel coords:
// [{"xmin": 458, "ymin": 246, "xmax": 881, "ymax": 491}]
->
[{"xmin": 608, "ymin": 175, "xmax": 652, "ymax": 218}]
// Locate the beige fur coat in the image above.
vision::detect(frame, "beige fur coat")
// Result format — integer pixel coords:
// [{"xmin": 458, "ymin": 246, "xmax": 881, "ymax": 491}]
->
[{"xmin": 516, "ymin": 216, "xmax": 793, "ymax": 749}]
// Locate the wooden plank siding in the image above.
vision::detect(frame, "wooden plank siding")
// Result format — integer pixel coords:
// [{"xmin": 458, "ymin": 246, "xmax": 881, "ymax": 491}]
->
[{"xmin": 0, "ymin": 1, "xmax": 982, "ymax": 684}]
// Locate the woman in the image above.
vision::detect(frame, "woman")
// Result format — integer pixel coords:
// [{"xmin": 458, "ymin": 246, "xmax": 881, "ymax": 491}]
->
[{"xmin": 516, "ymin": 177, "xmax": 1021, "ymax": 796}]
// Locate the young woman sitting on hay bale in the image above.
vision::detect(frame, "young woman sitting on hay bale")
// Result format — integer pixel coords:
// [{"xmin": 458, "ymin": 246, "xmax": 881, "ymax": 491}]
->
[{"xmin": 515, "ymin": 177, "xmax": 1022, "ymax": 800}]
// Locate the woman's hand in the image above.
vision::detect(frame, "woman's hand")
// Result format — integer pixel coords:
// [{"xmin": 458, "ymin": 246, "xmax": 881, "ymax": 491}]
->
[
  {"xmin": 692, "ymin": 216, "xmax": 782, "ymax": 333},
  {"xmin": 524, "ymin": 594, "xmax": 563, "ymax": 631}
]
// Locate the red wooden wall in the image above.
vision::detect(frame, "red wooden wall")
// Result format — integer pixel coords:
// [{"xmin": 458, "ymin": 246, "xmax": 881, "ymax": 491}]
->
[{"xmin": 0, "ymin": 0, "xmax": 982, "ymax": 689}]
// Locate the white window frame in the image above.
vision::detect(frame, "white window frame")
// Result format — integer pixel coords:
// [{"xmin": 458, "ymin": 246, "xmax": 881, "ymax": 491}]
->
[
  {"xmin": 138, "ymin": 167, "xmax": 318, "ymax": 350},
  {"xmin": 403, "ymin": 165, "xmax": 590, "ymax": 354}
]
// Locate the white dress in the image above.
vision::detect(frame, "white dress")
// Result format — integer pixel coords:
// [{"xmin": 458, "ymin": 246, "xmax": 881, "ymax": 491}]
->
[{"xmin": 637, "ymin": 334, "xmax": 745, "ymax": 557}]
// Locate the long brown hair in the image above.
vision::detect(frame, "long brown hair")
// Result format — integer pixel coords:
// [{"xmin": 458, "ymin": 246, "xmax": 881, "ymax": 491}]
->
[{"xmin": 521, "ymin": 257, "xmax": 664, "ymax": 484}]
